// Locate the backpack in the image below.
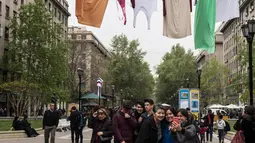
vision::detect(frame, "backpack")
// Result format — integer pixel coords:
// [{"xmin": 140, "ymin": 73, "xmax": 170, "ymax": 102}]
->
[
  {"xmin": 77, "ymin": 113, "xmax": 85, "ymax": 128},
  {"xmin": 224, "ymin": 120, "xmax": 231, "ymax": 132}
]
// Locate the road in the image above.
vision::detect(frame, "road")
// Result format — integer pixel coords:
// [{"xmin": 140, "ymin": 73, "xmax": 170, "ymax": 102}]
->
[{"xmin": 0, "ymin": 128, "xmax": 231, "ymax": 143}]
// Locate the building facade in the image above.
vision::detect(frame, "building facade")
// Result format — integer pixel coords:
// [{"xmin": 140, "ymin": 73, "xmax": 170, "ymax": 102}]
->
[
  {"xmin": 68, "ymin": 26, "xmax": 112, "ymax": 98},
  {"xmin": 0, "ymin": 0, "xmax": 70, "ymax": 115},
  {"xmin": 220, "ymin": 0, "xmax": 255, "ymax": 104}
]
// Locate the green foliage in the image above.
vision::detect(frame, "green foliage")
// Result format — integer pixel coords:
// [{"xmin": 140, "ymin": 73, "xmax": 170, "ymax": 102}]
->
[
  {"xmin": 106, "ymin": 34, "xmax": 154, "ymax": 102},
  {"xmin": 200, "ymin": 58, "xmax": 229, "ymax": 104},
  {"xmin": 0, "ymin": 0, "xmax": 69, "ymax": 115},
  {"xmin": 155, "ymin": 44, "xmax": 197, "ymax": 106},
  {"xmin": 232, "ymin": 36, "xmax": 255, "ymax": 104}
]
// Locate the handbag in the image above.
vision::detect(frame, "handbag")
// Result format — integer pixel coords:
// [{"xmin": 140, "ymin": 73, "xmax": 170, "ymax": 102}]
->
[
  {"xmin": 231, "ymin": 131, "xmax": 245, "ymax": 143},
  {"xmin": 99, "ymin": 136, "xmax": 112, "ymax": 141}
]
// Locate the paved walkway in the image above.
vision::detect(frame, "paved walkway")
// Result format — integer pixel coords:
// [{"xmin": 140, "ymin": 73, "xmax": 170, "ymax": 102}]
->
[{"xmin": 0, "ymin": 128, "xmax": 231, "ymax": 143}]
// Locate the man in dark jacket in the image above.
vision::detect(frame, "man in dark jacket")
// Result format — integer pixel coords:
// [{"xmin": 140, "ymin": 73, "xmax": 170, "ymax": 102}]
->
[
  {"xmin": 203, "ymin": 109, "xmax": 214, "ymax": 142},
  {"xmin": 43, "ymin": 103, "xmax": 60, "ymax": 143},
  {"xmin": 69, "ymin": 106, "xmax": 82, "ymax": 143},
  {"xmin": 113, "ymin": 101, "xmax": 137, "ymax": 143}
]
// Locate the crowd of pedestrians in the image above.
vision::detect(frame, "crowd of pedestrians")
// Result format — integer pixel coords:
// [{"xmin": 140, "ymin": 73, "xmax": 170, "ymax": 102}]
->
[
  {"xmin": 86, "ymin": 98, "xmax": 201, "ymax": 143},
  {"xmin": 39, "ymin": 101, "xmax": 255, "ymax": 143}
]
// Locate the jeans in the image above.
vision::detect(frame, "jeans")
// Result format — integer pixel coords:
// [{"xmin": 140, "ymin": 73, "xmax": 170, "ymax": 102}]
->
[
  {"xmin": 78, "ymin": 127, "xmax": 84, "ymax": 143},
  {"xmin": 206, "ymin": 126, "xmax": 213, "ymax": 141},
  {"xmin": 218, "ymin": 129, "xmax": 225, "ymax": 143},
  {"xmin": 71, "ymin": 127, "xmax": 80, "ymax": 143},
  {"xmin": 44, "ymin": 126, "xmax": 56, "ymax": 143}
]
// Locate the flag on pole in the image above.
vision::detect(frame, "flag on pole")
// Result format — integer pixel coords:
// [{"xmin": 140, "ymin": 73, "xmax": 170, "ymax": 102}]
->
[{"xmin": 97, "ymin": 77, "xmax": 103, "ymax": 87}]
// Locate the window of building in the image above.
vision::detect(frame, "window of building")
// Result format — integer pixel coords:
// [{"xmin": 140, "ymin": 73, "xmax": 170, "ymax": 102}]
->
[
  {"xmin": 54, "ymin": 7, "xmax": 57, "ymax": 17},
  {"xmin": 13, "ymin": 0, "xmax": 18, "ymax": 5},
  {"xmin": 62, "ymin": 15, "xmax": 64, "ymax": 24},
  {"xmin": 65, "ymin": 17, "xmax": 68, "ymax": 26},
  {"xmin": 250, "ymin": 1, "xmax": 254, "ymax": 13},
  {"xmin": 49, "ymin": 3, "xmax": 51, "ymax": 11},
  {"xmin": 246, "ymin": 7, "xmax": 249, "ymax": 16},
  {"xmin": 58, "ymin": 11, "xmax": 61, "ymax": 21},
  {"xmin": 5, "ymin": 27, "xmax": 9, "ymax": 40},
  {"xmin": 13, "ymin": 10, "xmax": 17, "ymax": 18},
  {"xmin": 71, "ymin": 34, "xmax": 76, "ymax": 39},
  {"xmin": 21, "ymin": 0, "xmax": 24, "ymax": 5},
  {"xmin": 5, "ymin": 6, "xmax": 9, "ymax": 18}
]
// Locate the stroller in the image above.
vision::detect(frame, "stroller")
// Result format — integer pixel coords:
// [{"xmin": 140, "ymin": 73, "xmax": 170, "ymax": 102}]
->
[{"xmin": 199, "ymin": 119, "xmax": 208, "ymax": 143}]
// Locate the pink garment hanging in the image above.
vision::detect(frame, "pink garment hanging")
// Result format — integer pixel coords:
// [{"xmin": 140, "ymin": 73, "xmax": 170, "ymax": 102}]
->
[{"xmin": 118, "ymin": 0, "xmax": 127, "ymax": 25}]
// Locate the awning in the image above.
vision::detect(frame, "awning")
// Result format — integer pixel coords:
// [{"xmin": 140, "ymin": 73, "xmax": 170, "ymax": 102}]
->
[{"xmin": 81, "ymin": 93, "xmax": 106, "ymax": 99}]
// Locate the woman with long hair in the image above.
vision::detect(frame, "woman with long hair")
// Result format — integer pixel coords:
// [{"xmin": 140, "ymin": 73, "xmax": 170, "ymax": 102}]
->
[
  {"xmin": 163, "ymin": 107, "xmax": 176, "ymax": 143},
  {"xmin": 88, "ymin": 108, "xmax": 113, "ymax": 143},
  {"xmin": 135, "ymin": 105, "xmax": 165, "ymax": 143},
  {"xmin": 171, "ymin": 109, "xmax": 199, "ymax": 143}
]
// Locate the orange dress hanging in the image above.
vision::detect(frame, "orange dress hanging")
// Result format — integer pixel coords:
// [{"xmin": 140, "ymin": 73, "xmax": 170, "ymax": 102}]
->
[{"xmin": 76, "ymin": 0, "xmax": 109, "ymax": 28}]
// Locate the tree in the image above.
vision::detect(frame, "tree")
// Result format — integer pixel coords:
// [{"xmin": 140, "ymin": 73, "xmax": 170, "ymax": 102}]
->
[
  {"xmin": 155, "ymin": 44, "xmax": 197, "ymax": 106},
  {"xmin": 200, "ymin": 58, "xmax": 229, "ymax": 105},
  {"xmin": 231, "ymin": 36, "xmax": 255, "ymax": 104},
  {"xmin": 106, "ymin": 34, "xmax": 154, "ymax": 103},
  {"xmin": 0, "ymin": 0, "xmax": 69, "ymax": 116},
  {"xmin": 67, "ymin": 41, "xmax": 91, "ymax": 102}
]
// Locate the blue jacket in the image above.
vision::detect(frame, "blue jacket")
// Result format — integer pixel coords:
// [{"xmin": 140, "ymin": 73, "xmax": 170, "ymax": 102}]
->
[{"xmin": 163, "ymin": 127, "xmax": 174, "ymax": 143}]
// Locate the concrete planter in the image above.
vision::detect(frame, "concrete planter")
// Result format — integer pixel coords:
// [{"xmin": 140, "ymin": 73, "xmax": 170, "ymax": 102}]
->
[{"xmin": 0, "ymin": 128, "xmax": 43, "ymax": 139}]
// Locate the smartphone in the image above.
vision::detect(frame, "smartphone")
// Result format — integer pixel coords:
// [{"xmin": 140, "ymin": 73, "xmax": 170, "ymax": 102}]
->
[{"xmin": 173, "ymin": 117, "xmax": 179, "ymax": 124}]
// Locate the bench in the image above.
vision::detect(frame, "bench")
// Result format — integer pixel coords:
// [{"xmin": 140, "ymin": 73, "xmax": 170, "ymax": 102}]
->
[{"xmin": 0, "ymin": 128, "xmax": 43, "ymax": 139}]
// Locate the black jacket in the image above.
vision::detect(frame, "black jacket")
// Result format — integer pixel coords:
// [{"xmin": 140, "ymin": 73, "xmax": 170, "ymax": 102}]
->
[
  {"xmin": 43, "ymin": 110, "xmax": 60, "ymax": 128},
  {"xmin": 88, "ymin": 117, "xmax": 113, "ymax": 143},
  {"xmin": 203, "ymin": 113, "xmax": 214, "ymax": 126},
  {"xmin": 135, "ymin": 118, "xmax": 164, "ymax": 143},
  {"xmin": 69, "ymin": 110, "xmax": 81, "ymax": 128},
  {"xmin": 241, "ymin": 114, "xmax": 255, "ymax": 143}
]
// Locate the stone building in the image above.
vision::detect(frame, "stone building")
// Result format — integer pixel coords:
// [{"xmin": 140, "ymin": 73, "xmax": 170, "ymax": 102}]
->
[
  {"xmin": 68, "ymin": 26, "xmax": 112, "ymax": 99},
  {"xmin": 220, "ymin": 0, "xmax": 255, "ymax": 104},
  {"xmin": 0, "ymin": 0, "xmax": 70, "ymax": 115}
]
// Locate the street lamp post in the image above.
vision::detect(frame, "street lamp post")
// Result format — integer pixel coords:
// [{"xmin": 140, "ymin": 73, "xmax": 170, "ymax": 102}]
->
[
  {"xmin": 186, "ymin": 78, "xmax": 190, "ymax": 88},
  {"xmin": 241, "ymin": 19, "xmax": 255, "ymax": 106},
  {"xmin": 112, "ymin": 85, "xmax": 115, "ymax": 108},
  {"xmin": 196, "ymin": 68, "xmax": 202, "ymax": 89},
  {"xmin": 77, "ymin": 68, "xmax": 84, "ymax": 111}
]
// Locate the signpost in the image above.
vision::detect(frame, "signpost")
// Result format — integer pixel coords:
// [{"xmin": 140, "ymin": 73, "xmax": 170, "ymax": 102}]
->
[
  {"xmin": 97, "ymin": 77, "xmax": 103, "ymax": 105},
  {"xmin": 179, "ymin": 88, "xmax": 200, "ymax": 120}
]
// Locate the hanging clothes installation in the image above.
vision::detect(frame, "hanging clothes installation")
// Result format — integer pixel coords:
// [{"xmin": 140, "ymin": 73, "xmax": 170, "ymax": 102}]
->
[
  {"xmin": 75, "ymin": 0, "xmax": 109, "ymax": 28},
  {"xmin": 163, "ymin": 0, "xmax": 192, "ymax": 39},
  {"xmin": 194, "ymin": 0, "xmax": 216, "ymax": 53},
  {"xmin": 131, "ymin": 0, "xmax": 157, "ymax": 30},
  {"xmin": 118, "ymin": 0, "xmax": 127, "ymax": 25},
  {"xmin": 216, "ymin": 0, "xmax": 239, "ymax": 22}
]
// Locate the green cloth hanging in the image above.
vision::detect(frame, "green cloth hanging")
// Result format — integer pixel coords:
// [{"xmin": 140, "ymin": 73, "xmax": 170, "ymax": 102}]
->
[{"xmin": 194, "ymin": 0, "xmax": 216, "ymax": 53}]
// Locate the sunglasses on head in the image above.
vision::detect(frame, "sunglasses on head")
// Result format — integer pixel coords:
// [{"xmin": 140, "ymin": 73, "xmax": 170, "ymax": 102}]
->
[{"xmin": 97, "ymin": 111, "xmax": 104, "ymax": 115}]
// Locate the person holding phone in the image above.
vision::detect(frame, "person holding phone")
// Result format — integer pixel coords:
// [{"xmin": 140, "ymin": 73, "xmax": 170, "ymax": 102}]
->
[
  {"xmin": 170, "ymin": 109, "xmax": 200, "ymax": 143},
  {"xmin": 162, "ymin": 107, "xmax": 176, "ymax": 143},
  {"xmin": 88, "ymin": 108, "xmax": 113, "ymax": 143}
]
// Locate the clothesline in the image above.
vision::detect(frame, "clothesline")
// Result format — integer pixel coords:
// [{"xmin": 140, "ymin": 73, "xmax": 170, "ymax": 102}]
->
[{"xmin": 75, "ymin": 0, "xmax": 239, "ymax": 54}]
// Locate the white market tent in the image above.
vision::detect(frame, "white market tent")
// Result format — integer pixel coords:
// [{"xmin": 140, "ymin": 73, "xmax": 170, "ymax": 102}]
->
[
  {"xmin": 161, "ymin": 103, "xmax": 171, "ymax": 107},
  {"xmin": 226, "ymin": 104, "xmax": 241, "ymax": 109},
  {"xmin": 207, "ymin": 104, "xmax": 226, "ymax": 109}
]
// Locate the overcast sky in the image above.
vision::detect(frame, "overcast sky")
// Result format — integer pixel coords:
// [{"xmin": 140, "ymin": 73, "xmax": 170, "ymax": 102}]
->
[{"xmin": 68, "ymin": 0, "xmax": 221, "ymax": 74}]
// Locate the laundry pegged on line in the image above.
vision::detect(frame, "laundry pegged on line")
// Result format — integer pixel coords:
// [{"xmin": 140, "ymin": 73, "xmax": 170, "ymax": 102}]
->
[
  {"xmin": 75, "ymin": 0, "xmax": 109, "ymax": 28},
  {"xmin": 117, "ymin": 0, "xmax": 127, "ymax": 25},
  {"xmin": 163, "ymin": 0, "xmax": 192, "ymax": 39},
  {"xmin": 131, "ymin": 0, "xmax": 158, "ymax": 30}
]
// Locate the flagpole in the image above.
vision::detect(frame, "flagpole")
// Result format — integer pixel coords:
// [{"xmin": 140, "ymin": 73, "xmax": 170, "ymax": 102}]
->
[{"xmin": 98, "ymin": 86, "xmax": 100, "ymax": 105}]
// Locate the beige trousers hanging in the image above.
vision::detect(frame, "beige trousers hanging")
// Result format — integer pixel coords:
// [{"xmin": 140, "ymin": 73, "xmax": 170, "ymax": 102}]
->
[
  {"xmin": 76, "ymin": 0, "xmax": 109, "ymax": 28},
  {"xmin": 163, "ymin": 0, "xmax": 191, "ymax": 39}
]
